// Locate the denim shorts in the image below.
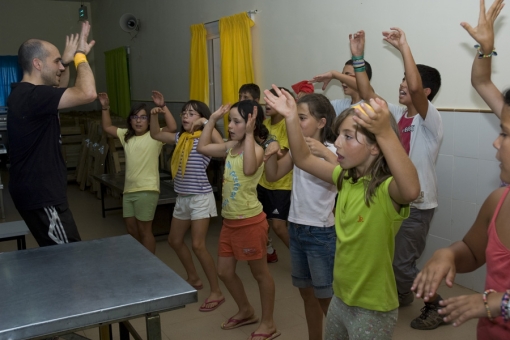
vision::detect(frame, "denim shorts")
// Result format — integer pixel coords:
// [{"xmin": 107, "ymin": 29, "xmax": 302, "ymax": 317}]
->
[{"xmin": 289, "ymin": 222, "xmax": 336, "ymax": 299}]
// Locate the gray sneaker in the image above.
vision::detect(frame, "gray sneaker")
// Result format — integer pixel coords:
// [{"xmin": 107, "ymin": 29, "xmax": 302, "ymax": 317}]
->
[
  {"xmin": 410, "ymin": 297, "xmax": 445, "ymax": 330},
  {"xmin": 398, "ymin": 291, "xmax": 414, "ymax": 307}
]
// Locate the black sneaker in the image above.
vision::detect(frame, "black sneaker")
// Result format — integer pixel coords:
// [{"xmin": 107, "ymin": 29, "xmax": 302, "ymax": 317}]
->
[
  {"xmin": 398, "ymin": 291, "xmax": 414, "ymax": 307},
  {"xmin": 410, "ymin": 296, "xmax": 445, "ymax": 330}
]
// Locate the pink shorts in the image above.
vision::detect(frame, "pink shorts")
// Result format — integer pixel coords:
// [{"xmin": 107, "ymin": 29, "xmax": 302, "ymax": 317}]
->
[{"xmin": 218, "ymin": 212, "xmax": 268, "ymax": 261}]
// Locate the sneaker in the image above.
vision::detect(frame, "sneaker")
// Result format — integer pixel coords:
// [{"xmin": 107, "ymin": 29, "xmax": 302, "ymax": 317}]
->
[
  {"xmin": 267, "ymin": 249, "xmax": 278, "ymax": 263},
  {"xmin": 398, "ymin": 291, "xmax": 414, "ymax": 307},
  {"xmin": 410, "ymin": 296, "xmax": 445, "ymax": 330}
]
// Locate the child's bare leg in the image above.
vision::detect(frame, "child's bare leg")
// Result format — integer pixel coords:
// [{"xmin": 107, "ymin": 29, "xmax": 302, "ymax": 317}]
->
[
  {"xmin": 124, "ymin": 217, "xmax": 141, "ymax": 241},
  {"xmin": 270, "ymin": 219, "xmax": 289, "ymax": 248},
  {"xmin": 299, "ymin": 287, "xmax": 324, "ymax": 340},
  {"xmin": 136, "ymin": 219, "xmax": 156, "ymax": 253},
  {"xmin": 248, "ymin": 257, "xmax": 277, "ymax": 336},
  {"xmin": 190, "ymin": 218, "xmax": 224, "ymax": 307},
  {"xmin": 318, "ymin": 297, "xmax": 332, "ymax": 315},
  {"xmin": 168, "ymin": 217, "xmax": 201, "ymax": 287},
  {"xmin": 217, "ymin": 256, "xmax": 255, "ymax": 324}
]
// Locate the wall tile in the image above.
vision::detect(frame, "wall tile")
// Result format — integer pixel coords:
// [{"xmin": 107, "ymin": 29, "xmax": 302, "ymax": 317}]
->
[
  {"xmin": 429, "ymin": 195, "xmax": 451, "ymax": 240},
  {"xmin": 478, "ymin": 113, "xmax": 500, "ymax": 161},
  {"xmin": 452, "ymin": 157, "xmax": 478, "ymax": 203},
  {"xmin": 436, "ymin": 154, "xmax": 454, "ymax": 199},
  {"xmin": 477, "ymin": 160, "xmax": 502, "ymax": 205},
  {"xmin": 454, "ymin": 111, "xmax": 479, "ymax": 159},
  {"xmin": 439, "ymin": 111, "xmax": 454, "ymax": 156},
  {"xmin": 451, "ymin": 200, "xmax": 478, "ymax": 242}
]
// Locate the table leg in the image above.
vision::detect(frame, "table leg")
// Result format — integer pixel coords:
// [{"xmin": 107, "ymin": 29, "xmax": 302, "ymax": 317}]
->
[
  {"xmin": 16, "ymin": 236, "xmax": 26, "ymax": 250},
  {"xmin": 119, "ymin": 322, "xmax": 130, "ymax": 340},
  {"xmin": 99, "ymin": 324, "xmax": 112, "ymax": 340},
  {"xmin": 100, "ymin": 183, "xmax": 106, "ymax": 218},
  {"xmin": 146, "ymin": 313, "xmax": 162, "ymax": 340}
]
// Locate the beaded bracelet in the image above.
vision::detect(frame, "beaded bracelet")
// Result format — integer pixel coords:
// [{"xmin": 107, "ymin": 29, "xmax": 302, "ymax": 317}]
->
[
  {"xmin": 261, "ymin": 135, "xmax": 277, "ymax": 149},
  {"xmin": 474, "ymin": 44, "xmax": 497, "ymax": 59},
  {"xmin": 483, "ymin": 289, "xmax": 497, "ymax": 321},
  {"xmin": 501, "ymin": 290, "xmax": 510, "ymax": 322}
]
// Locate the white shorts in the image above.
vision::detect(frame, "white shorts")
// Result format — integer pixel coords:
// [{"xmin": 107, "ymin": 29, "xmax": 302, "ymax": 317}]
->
[{"xmin": 173, "ymin": 192, "xmax": 218, "ymax": 221}]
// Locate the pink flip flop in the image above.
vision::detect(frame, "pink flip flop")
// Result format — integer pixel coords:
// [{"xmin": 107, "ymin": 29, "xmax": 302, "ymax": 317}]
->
[
  {"xmin": 221, "ymin": 315, "xmax": 259, "ymax": 330},
  {"xmin": 249, "ymin": 330, "xmax": 281, "ymax": 340},
  {"xmin": 198, "ymin": 297, "xmax": 225, "ymax": 312}
]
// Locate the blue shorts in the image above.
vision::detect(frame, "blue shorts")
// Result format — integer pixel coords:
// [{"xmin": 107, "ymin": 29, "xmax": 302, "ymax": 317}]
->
[{"xmin": 289, "ymin": 222, "xmax": 336, "ymax": 299}]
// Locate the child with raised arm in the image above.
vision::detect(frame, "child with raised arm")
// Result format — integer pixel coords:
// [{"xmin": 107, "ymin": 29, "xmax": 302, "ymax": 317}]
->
[
  {"xmin": 264, "ymin": 86, "xmax": 420, "ymax": 339},
  {"xmin": 311, "ymin": 59, "xmax": 373, "ymax": 115},
  {"xmin": 99, "ymin": 91, "xmax": 171, "ymax": 253},
  {"xmin": 264, "ymin": 93, "xmax": 337, "ymax": 340},
  {"xmin": 197, "ymin": 100, "xmax": 280, "ymax": 340},
  {"xmin": 149, "ymin": 97, "xmax": 225, "ymax": 312},
  {"xmin": 350, "ymin": 29, "xmax": 444, "ymax": 329},
  {"xmin": 412, "ymin": 1, "xmax": 509, "ymax": 339}
]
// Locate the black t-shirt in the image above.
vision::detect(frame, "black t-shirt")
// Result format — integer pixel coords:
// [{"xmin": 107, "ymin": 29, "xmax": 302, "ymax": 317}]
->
[{"xmin": 7, "ymin": 82, "xmax": 67, "ymax": 210}]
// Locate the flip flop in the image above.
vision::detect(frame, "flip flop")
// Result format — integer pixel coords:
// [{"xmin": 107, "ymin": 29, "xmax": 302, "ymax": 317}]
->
[
  {"xmin": 221, "ymin": 315, "xmax": 259, "ymax": 330},
  {"xmin": 198, "ymin": 297, "xmax": 225, "ymax": 312},
  {"xmin": 249, "ymin": 330, "xmax": 281, "ymax": 340},
  {"xmin": 190, "ymin": 283, "xmax": 203, "ymax": 290}
]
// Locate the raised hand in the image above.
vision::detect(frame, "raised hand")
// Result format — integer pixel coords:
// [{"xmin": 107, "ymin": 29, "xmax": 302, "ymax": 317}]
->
[
  {"xmin": 98, "ymin": 92, "xmax": 109, "ymax": 107},
  {"xmin": 310, "ymin": 71, "xmax": 333, "ymax": 91},
  {"xmin": 62, "ymin": 34, "xmax": 79, "ymax": 65},
  {"xmin": 263, "ymin": 85, "xmax": 297, "ymax": 118},
  {"xmin": 263, "ymin": 140, "xmax": 282, "ymax": 162},
  {"xmin": 352, "ymin": 98, "xmax": 393, "ymax": 137},
  {"xmin": 382, "ymin": 27, "xmax": 408, "ymax": 51},
  {"xmin": 150, "ymin": 107, "xmax": 163, "ymax": 116},
  {"xmin": 209, "ymin": 104, "xmax": 231, "ymax": 122},
  {"xmin": 411, "ymin": 248, "xmax": 457, "ymax": 301},
  {"xmin": 349, "ymin": 30, "xmax": 366, "ymax": 57},
  {"xmin": 151, "ymin": 91, "xmax": 165, "ymax": 107},
  {"xmin": 305, "ymin": 137, "xmax": 328, "ymax": 158},
  {"xmin": 461, "ymin": 0, "xmax": 505, "ymax": 54},
  {"xmin": 77, "ymin": 21, "xmax": 95, "ymax": 55},
  {"xmin": 245, "ymin": 106, "xmax": 258, "ymax": 135}
]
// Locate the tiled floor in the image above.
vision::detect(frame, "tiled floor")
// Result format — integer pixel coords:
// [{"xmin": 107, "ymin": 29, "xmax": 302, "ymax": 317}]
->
[{"xmin": 0, "ymin": 182, "xmax": 478, "ymax": 339}]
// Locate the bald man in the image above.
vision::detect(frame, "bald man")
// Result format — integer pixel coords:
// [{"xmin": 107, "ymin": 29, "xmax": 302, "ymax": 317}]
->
[{"xmin": 7, "ymin": 21, "xmax": 97, "ymax": 247}]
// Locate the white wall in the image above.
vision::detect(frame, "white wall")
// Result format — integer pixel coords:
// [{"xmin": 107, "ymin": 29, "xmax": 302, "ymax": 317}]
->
[{"xmin": 416, "ymin": 110, "xmax": 501, "ymax": 293}]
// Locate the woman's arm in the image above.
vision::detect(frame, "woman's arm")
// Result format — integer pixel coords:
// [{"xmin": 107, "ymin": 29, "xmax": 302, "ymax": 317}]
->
[
  {"xmin": 152, "ymin": 90, "xmax": 178, "ymax": 132},
  {"xmin": 264, "ymin": 151, "xmax": 293, "ymax": 182},
  {"xmin": 197, "ymin": 105, "xmax": 234, "ymax": 157},
  {"xmin": 98, "ymin": 93, "xmax": 118, "ymax": 138},
  {"xmin": 150, "ymin": 107, "xmax": 176, "ymax": 144},
  {"xmin": 264, "ymin": 86, "xmax": 336, "ymax": 184},
  {"xmin": 243, "ymin": 106, "xmax": 264, "ymax": 176}
]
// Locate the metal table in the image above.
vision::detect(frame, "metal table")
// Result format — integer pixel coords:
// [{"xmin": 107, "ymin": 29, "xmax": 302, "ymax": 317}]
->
[
  {"xmin": 0, "ymin": 235, "xmax": 197, "ymax": 340},
  {"xmin": 93, "ymin": 172, "xmax": 178, "ymax": 218}
]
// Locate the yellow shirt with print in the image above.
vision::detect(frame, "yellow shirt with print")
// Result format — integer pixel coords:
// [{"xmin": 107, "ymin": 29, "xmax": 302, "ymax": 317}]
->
[{"xmin": 258, "ymin": 118, "xmax": 292, "ymax": 190}]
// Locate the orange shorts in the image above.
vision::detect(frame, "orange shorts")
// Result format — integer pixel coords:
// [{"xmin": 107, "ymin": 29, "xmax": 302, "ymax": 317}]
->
[{"xmin": 218, "ymin": 212, "xmax": 269, "ymax": 261}]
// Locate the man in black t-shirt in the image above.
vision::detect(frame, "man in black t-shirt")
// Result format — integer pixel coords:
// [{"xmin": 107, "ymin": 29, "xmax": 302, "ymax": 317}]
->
[{"xmin": 7, "ymin": 21, "xmax": 97, "ymax": 247}]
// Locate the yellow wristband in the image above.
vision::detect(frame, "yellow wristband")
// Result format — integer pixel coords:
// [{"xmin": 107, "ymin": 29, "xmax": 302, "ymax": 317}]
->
[{"xmin": 74, "ymin": 53, "xmax": 88, "ymax": 69}]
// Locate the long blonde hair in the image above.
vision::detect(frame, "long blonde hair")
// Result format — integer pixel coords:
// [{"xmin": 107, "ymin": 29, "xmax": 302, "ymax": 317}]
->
[{"xmin": 333, "ymin": 107, "xmax": 400, "ymax": 206}]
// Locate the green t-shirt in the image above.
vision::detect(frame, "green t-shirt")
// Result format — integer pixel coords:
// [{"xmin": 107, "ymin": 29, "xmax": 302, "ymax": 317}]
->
[{"xmin": 332, "ymin": 165, "xmax": 410, "ymax": 311}]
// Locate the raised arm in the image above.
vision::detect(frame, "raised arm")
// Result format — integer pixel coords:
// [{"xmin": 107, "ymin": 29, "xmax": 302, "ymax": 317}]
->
[
  {"xmin": 264, "ymin": 85, "xmax": 336, "ymax": 184},
  {"xmin": 152, "ymin": 91, "xmax": 178, "ymax": 132},
  {"xmin": 310, "ymin": 70, "xmax": 357, "ymax": 91},
  {"xmin": 383, "ymin": 28, "xmax": 429, "ymax": 118},
  {"xmin": 243, "ymin": 106, "xmax": 265, "ymax": 176},
  {"xmin": 350, "ymin": 31, "xmax": 380, "ymax": 101},
  {"xmin": 59, "ymin": 21, "xmax": 97, "ymax": 109},
  {"xmin": 353, "ymin": 99, "xmax": 420, "ymax": 205},
  {"xmin": 150, "ymin": 107, "xmax": 176, "ymax": 144},
  {"xmin": 197, "ymin": 105, "xmax": 235, "ymax": 158},
  {"xmin": 58, "ymin": 33, "xmax": 79, "ymax": 88},
  {"xmin": 98, "ymin": 93, "xmax": 118, "ymax": 138},
  {"xmin": 462, "ymin": 0, "xmax": 505, "ymax": 118},
  {"xmin": 264, "ymin": 144, "xmax": 293, "ymax": 182}
]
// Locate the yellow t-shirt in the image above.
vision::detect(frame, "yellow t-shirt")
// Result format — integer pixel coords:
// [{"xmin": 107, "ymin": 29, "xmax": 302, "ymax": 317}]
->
[
  {"xmin": 221, "ymin": 149, "xmax": 264, "ymax": 219},
  {"xmin": 117, "ymin": 128, "xmax": 164, "ymax": 194},
  {"xmin": 258, "ymin": 118, "xmax": 292, "ymax": 190},
  {"xmin": 332, "ymin": 165, "xmax": 410, "ymax": 312}
]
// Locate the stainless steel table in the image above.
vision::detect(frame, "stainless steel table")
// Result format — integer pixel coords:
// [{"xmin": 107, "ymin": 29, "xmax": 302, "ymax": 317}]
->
[{"xmin": 0, "ymin": 235, "xmax": 197, "ymax": 340}]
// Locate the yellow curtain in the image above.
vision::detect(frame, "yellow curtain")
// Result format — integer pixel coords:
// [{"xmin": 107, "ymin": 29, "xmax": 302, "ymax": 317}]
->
[
  {"xmin": 189, "ymin": 24, "xmax": 209, "ymax": 105},
  {"xmin": 219, "ymin": 12, "xmax": 255, "ymax": 135}
]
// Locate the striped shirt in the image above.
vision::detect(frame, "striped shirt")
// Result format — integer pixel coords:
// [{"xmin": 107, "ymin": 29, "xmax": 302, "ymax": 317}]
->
[{"xmin": 173, "ymin": 133, "xmax": 212, "ymax": 194}]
